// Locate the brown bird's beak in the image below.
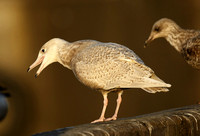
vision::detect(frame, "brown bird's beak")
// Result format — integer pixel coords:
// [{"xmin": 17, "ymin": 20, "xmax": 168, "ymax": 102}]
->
[
  {"xmin": 144, "ymin": 36, "xmax": 153, "ymax": 48},
  {"xmin": 27, "ymin": 55, "xmax": 45, "ymax": 77}
]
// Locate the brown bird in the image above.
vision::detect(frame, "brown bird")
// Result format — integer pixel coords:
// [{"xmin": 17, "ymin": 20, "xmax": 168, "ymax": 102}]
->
[
  {"xmin": 28, "ymin": 38, "xmax": 171, "ymax": 123},
  {"xmin": 145, "ymin": 18, "xmax": 200, "ymax": 69}
]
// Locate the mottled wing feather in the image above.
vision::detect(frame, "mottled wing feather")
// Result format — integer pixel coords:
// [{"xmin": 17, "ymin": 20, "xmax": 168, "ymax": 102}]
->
[
  {"xmin": 106, "ymin": 42, "xmax": 145, "ymax": 65},
  {"xmin": 182, "ymin": 35, "xmax": 200, "ymax": 69},
  {"xmin": 72, "ymin": 43, "xmax": 169, "ymax": 90}
]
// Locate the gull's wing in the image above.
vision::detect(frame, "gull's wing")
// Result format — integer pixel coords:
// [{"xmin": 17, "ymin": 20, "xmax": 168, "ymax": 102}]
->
[
  {"xmin": 71, "ymin": 43, "xmax": 170, "ymax": 90},
  {"xmin": 182, "ymin": 34, "xmax": 200, "ymax": 69}
]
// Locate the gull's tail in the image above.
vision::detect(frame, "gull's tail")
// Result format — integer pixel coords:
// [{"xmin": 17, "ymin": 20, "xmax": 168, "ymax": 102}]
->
[
  {"xmin": 142, "ymin": 73, "xmax": 171, "ymax": 93},
  {"xmin": 142, "ymin": 87, "xmax": 169, "ymax": 93}
]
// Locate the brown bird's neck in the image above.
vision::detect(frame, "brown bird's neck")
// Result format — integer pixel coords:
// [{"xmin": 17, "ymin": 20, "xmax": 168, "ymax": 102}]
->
[{"xmin": 166, "ymin": 28, "xmax": 199, "ymax": 52}]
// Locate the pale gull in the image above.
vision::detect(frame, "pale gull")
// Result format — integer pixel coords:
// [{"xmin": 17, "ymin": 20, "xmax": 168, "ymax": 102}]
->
[{"xmin": 28, "ymin": 38, "xmax": 171, "ymax": 123}]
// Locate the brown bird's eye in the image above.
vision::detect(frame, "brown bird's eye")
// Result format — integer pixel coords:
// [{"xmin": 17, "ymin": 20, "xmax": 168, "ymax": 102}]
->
[
  {"xmin": 154, "ymin": 27, "xmax": 160, "ymax": 32},
  {"xmin": 41, "ymin": 49, "xmax": 45, "ymax": 53}
]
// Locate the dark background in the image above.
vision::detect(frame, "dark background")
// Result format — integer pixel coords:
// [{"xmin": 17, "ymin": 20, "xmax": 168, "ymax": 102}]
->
[{"xmin": 0, "ymin": 0, "xmax": 200, "ymax": 135}]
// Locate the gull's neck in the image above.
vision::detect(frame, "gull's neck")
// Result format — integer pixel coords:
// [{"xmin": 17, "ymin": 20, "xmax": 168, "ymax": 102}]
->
[
  {"xmin": 57, "ymin": 43, "xmax": 79, "ymax": 69},
  {"xmin": 166, "ymin": 28, "xmax": 199, "ymax": 52},
  {"xmin": 58, "ymin": 40, "xmax": 100, "ymax": 69}
]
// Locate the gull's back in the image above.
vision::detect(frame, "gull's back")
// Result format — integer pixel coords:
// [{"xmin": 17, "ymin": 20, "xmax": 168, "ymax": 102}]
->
[
  {"xmin": 70, "ymin": 42, "xmax": 170, "ymax": 91},
  {"xmin": 182, "ymin": 34, "xmax": 200, "ymax": 69}
]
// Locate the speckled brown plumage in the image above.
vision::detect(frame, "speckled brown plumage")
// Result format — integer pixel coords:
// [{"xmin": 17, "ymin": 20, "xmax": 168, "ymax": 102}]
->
[
  {"xmin": 181, "ymin": 35, "xmax": 200, "ymax": 69},
  {"xmin": 145, "ymin": 18, "xmax": 200, "ymax": 69},
  {"xmin": 28, "ymin": 38, "xmax": 171, "ymax": 123}
]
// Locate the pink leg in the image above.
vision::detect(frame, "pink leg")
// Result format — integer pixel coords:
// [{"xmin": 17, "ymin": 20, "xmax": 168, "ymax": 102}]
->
[
  {"xmin": 105, "ymin": 90, "xmax": 123, "ymax": 121},
  {"xmin": 91, "ymin": 92, "xmax": 108, "ymax": 123}
]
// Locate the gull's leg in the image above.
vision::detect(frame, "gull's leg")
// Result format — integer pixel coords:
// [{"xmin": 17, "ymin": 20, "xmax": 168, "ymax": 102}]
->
[
  {"xmin": 105, "ymin": 90, "xmax": 123, "ymax": 121},
  {"xmin": 91, "ymin": 91, "xmax": 108, "ymax": 123}
]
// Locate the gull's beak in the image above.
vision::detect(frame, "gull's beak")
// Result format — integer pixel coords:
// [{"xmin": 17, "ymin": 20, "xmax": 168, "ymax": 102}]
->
[
  {"xmin": 144, "ymin": 35, "xmax": 153, "ymax": 48},
  {"xmin": 27, "ymin": 55, "xmax": 45, "ymax": 77}
]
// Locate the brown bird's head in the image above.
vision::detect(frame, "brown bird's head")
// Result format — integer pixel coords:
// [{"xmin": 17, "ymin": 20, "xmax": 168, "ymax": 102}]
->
[
  {"xmin": 27, "ymin": 38, "xmax": 68, "ymax": 77},
  {"xmin": 144, "ymin": 18, "xmax": 180, "ymax": 47}
]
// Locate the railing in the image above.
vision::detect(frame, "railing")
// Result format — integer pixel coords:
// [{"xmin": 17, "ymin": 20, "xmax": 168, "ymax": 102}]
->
[{"xmin": 33, "ymin": 104, "xmax": 200, "ymax": 136}]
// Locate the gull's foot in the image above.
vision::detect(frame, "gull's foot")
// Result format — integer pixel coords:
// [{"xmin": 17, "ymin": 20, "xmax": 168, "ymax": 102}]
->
[
  {"xmin": 105, "ymin": 116, "xmax": 117, "ymax": 121},
  {"xmin": 91, "ymin": 117, "xmax": 105, "ymax": 123}
]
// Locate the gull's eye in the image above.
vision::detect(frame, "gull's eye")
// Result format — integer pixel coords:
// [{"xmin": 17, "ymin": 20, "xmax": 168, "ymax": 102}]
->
[
  {"xmin": 41, "ymin": 49, "xmax": 45, "ymax": 53},
  {"xmin": 154, "ymin": 27, "xmax": 160, "ymax": 32}
]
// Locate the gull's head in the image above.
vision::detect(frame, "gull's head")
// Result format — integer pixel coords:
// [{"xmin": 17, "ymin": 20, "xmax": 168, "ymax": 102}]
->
[
  {"xmin": 27, "ymin": 38, "xmax": 68, "ymax": 77},
  {"xmin": 145, "ymin": 18, "xmax": 180, "ymax": 47}
]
